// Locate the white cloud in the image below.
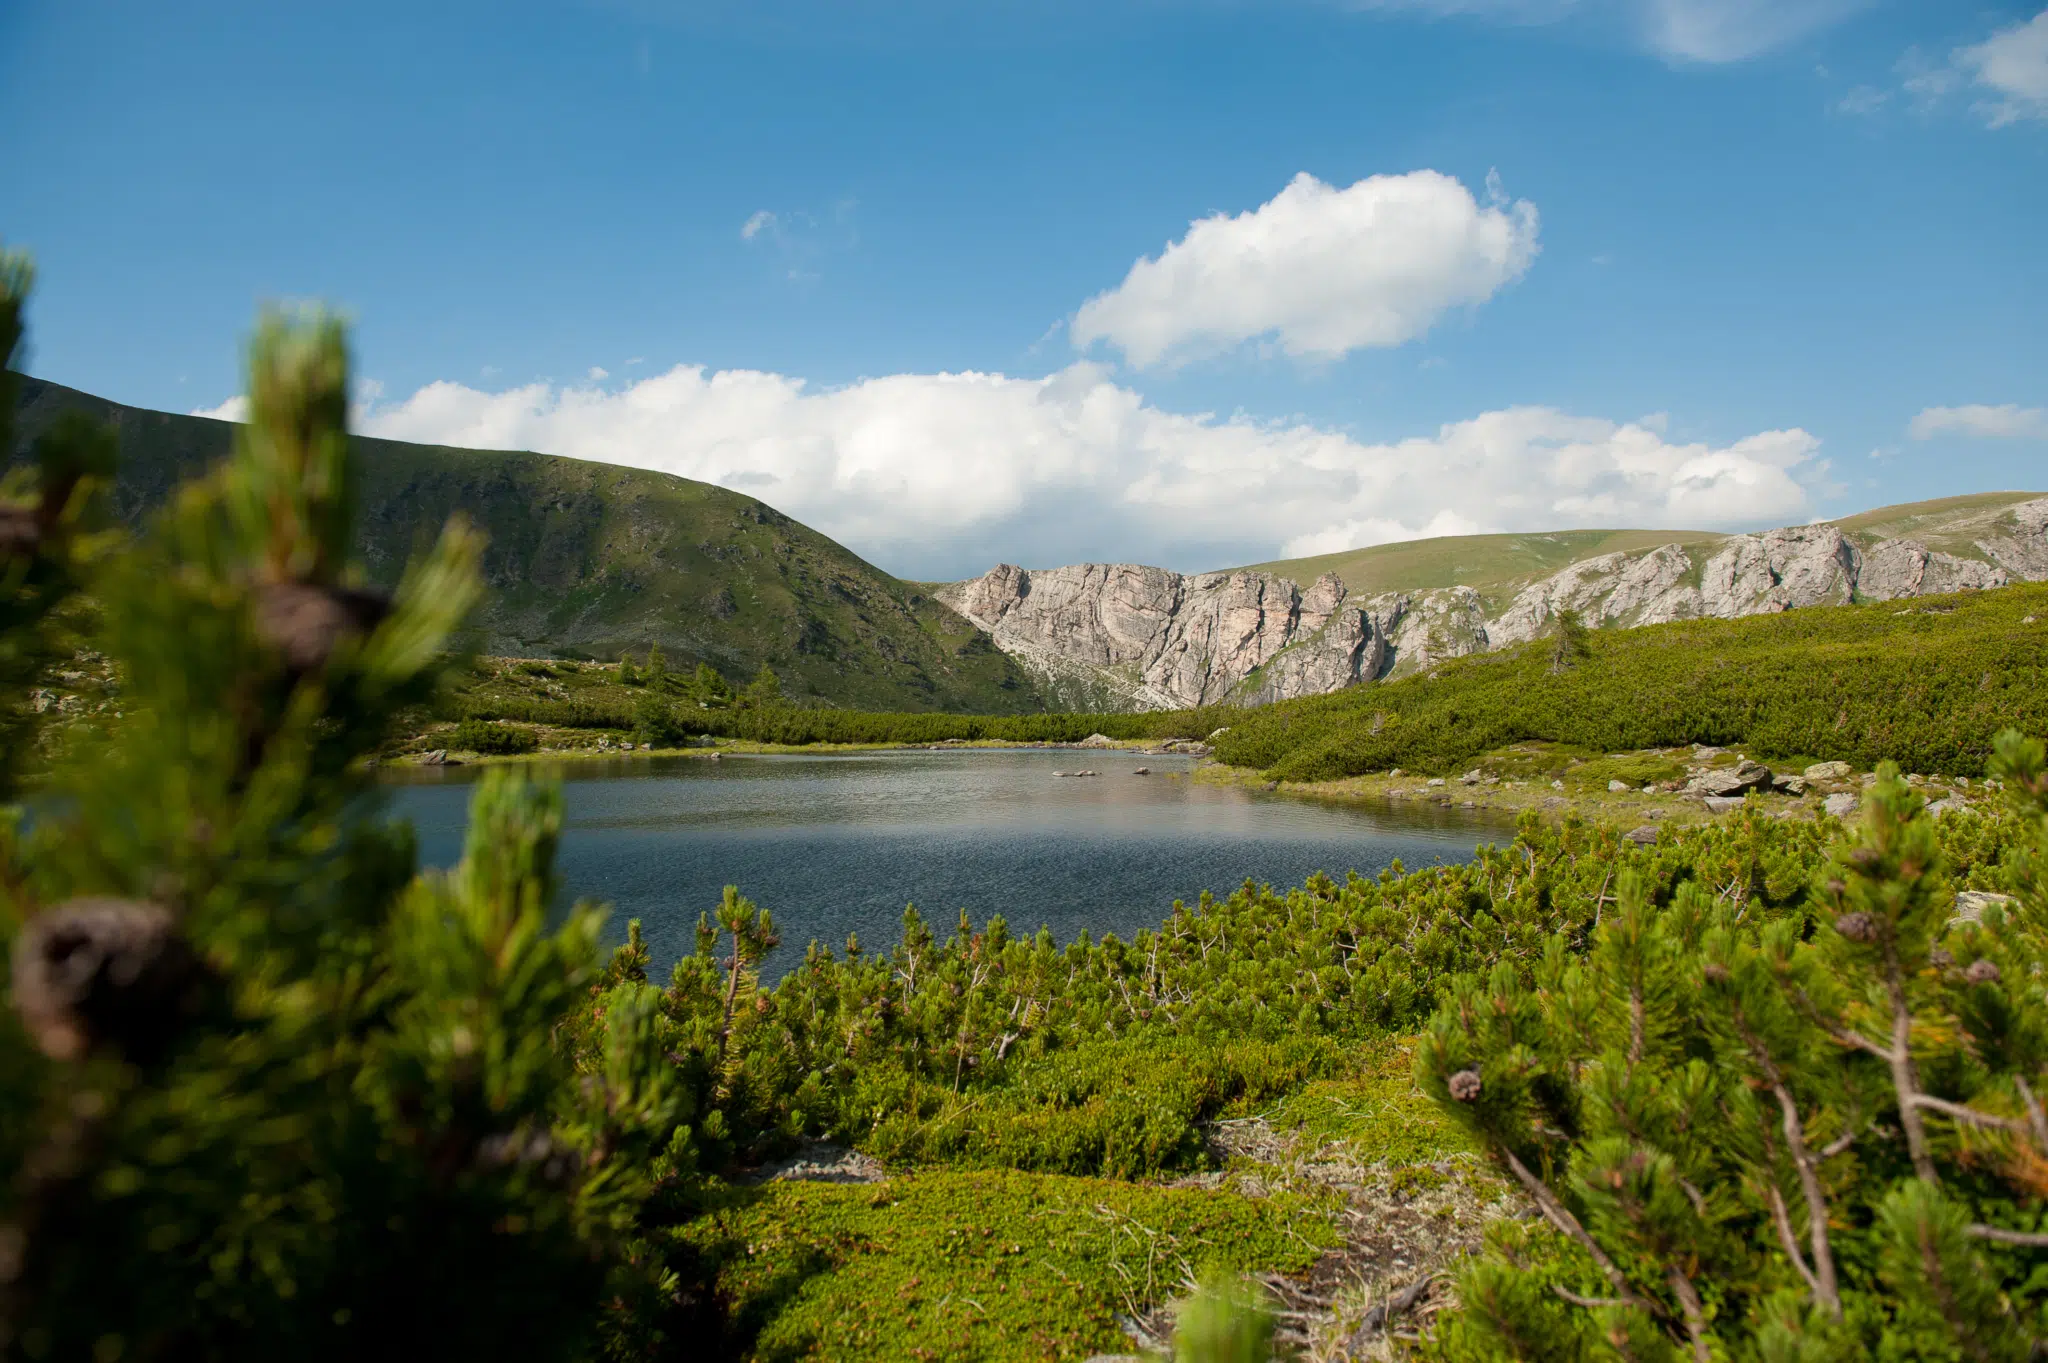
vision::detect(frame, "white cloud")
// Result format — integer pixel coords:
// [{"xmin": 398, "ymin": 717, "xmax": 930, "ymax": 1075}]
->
[
  {"xmin": 189, "ymin": 396, "xmax": 248, "ymax": 423},
  {"xmin": 354, "ymin": 363, "xmax": 1823, "ymax": 580},
  {"xmin": 588, "ymin": 366, "xmax": 610, "ymax": 381},
  {"xmin": 1342, "ymin": 0, "xmax": 1868, "ymax": 62},
  {"xmin": 1908, "ymin": 404, "xmax": 2048, "ymax": 440},
  {"xmin": 1070, "ymin": 170, "xmax": 1539, "ymax": 368},
  {"xmin": 1635, "ymin": 0, "xmax": 1868, "ymax": 63},
  {"xmin": 1834, "ymin": 84, "xmax": 1888, "ymax": 115},
  {"xmin": 1957, "ymin": 9, "xmax": 2048, "ymax": 127},
  {"xmin": 740, "ymin": 210, "xmax": 777, "ymax": 242}
]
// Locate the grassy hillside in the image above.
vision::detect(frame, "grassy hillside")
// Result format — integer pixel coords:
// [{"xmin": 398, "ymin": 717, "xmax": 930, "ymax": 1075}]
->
[
  {"xmin": 1239, "ymin": 491, "xmax": 2043, "ymax": 605},
  {"xmin": 1237, "ymin": 527, "xmax": 1730, "ymax": 605},
  {"xmin": 1214, "ymin": 579, "xmax": 2048, "ymax": 780},
  {"xmin": 9, "ymin": 377, "xmax": 1047, "ymax": 713},
  {"xmin": 1829, "ymin": 489, "xmax": 2041, "ymax": 556}
]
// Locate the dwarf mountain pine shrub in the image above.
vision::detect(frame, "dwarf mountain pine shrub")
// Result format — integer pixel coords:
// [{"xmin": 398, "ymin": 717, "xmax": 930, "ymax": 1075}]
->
[
  {"xmin": 1416, "ymin": 741, "xmax": 2048, "ymax": 1360},
  {"xmin": 0, "ymin": 271, "xmax": 699, "ymax": 1358}
]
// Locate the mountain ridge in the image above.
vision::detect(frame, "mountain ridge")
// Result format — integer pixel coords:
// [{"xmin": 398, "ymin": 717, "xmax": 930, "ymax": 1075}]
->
[
  {"xmin": 7, "ymin": 376, "xmax": 1049, "ymax": 714},
  {"xmin": 940, "ymin": 494, "xmax": 2048, "ymax": 712}
]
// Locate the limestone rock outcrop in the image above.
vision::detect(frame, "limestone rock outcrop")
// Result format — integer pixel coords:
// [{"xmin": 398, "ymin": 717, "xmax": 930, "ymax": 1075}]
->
[
  {"xmin": 936, "ymin": 567, "xmax": 1490, "ymax": 711},
  {"xmin": 940, "ymin": 496, "xmax": 2048, "ymax": 711}
]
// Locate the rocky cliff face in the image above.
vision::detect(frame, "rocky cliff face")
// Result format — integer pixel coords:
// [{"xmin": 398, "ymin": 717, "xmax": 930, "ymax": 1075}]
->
[{"xmin": 941, "ymin": 497, "xmax": 2048, "ymax": 711}]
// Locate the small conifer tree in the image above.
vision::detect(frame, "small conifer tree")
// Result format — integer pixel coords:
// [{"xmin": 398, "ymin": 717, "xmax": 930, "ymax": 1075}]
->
[
  {"xmin": 1417, "ymin": 750, "xmax": 2048, "ymax": 1359},
  {"xmin": 1, "ymin": 273, "xmax": 696, "ymax": 1356}
]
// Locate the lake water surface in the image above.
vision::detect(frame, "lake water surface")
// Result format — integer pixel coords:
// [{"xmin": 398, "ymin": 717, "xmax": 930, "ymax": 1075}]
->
[{"xmin": 385, "ymin": 749, "xmax": 1511, "ymax": 979}]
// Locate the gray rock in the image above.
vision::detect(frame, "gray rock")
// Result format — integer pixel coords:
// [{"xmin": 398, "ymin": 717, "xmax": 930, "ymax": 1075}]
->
[
  {"xmin": 1824, "ymin": 793, "xmax": 1859, "ymax": 818},
  {"xmin": 1856, "ymin": 538, "xmax": 2007, "ymax": 601},
  {"xmin": 1609, "ymin": 779, "xmax": 1631, "ymax": 792},
  {"xmin": 1804, "ymin": 760, "xmax": 1852, "ymax": 781},
  {"xmin": 1077, "ymin": 732, "xmax": 1118, "ymax": 749},
  {"xmin": 1704, "ymin": 795, "xmax": 1749, "ymax": 814},
  {"xmin": 1953, "ymin": 891, "xmax": 2016, "ymax": 925},
  {"xmin": 1625, "ymin": 825, "xmax": 1660, "ymax": 844},
  {"xmin": 746, "ymin": 1142, "xmax": 888, "ymax": 1186},
  {"xmin": 1692, "ymin": 759, "xmax": 1773, "ymax": 797},
  {"xmin": 1772, "ymin": 773, "xmax": 1809, "ymax": 796},
  {"xmin": 419, "ymin": 749, "xmax": 448, "ymax": 766},
  {"xmin": 1132, "ymin": 767, "xmax": 1150, "ymax": 775},
  {"xmin": 1925, "ymin": 797, "xmax": 1962, "ymax": 816}
]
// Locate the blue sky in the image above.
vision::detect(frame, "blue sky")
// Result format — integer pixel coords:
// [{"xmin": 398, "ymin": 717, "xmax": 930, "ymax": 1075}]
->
[{"xmin": 2, "ymin": 0, "xmax": 2044, "ymax": 579}]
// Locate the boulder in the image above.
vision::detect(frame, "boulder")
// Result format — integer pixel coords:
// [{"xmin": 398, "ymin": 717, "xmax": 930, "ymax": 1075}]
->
[
  {"xmin": 1077, "ymin": 733, "xmax": 1117, "ymax": 749},
  {"xmin": 1804, "ymin": 760, "xmax": 1852, "ymax": 781},
  {"xmin": 1132, "ymin": 767, "xmax": 1150, "ymax": 775},
  {"xmin": 1608, "ymin": 779, "xmax": 1630, "ymax": 792},
  {"xmin": 419, "ymin": 749, "xmax": 448, "ymax": 766},
  {"xmin": 1691, "ymin": 759, "xmax": 1773, "ymax": 797},
  {"xmin": 1625, "ymin": 825, "xmax": 1660, "ymax": 845},
  {"xmin": 1703, "ymin": 795, "xmax": 1748, "ymax": 814},
  {"xmin": 1953, "ymin": 891, "xmax": 2016, "ymax": 925},
  {"xmin": 1823, "ymin": 793, "xmax": 1859, "ymax": 818},
  {"xmin": 1772, "ymin": 774, "xmax": 1809, "ymax": 796}
]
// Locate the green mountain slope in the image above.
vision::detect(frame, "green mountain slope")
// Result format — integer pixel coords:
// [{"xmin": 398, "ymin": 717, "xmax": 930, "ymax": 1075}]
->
[
  {"xmin": 1236, "ymin": 527, "xmax": 1731, "ymax": 599},
  {"xmin": 1238, "ymin": 491, "xmax": 2044, "ymax": 604},
  {"xmin": 9, "ymin": 377, "xmax": 1046, "ymax": 712}
]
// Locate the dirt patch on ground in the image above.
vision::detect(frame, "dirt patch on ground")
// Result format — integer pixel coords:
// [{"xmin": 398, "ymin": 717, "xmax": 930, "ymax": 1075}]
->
[{"xmin": 1127, "ymin": 1117, "xmax": 1528, "ymax": 1361}]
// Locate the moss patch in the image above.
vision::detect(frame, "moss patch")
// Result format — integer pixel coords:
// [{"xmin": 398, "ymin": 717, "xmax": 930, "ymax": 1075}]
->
[{"xmin": 682, "ymin": 1169, "xmax": 1337, "ymax": 1362}]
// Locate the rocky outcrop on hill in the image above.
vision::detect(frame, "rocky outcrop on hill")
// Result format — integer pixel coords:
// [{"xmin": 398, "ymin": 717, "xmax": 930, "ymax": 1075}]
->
[
  {"xmin": 943, "ymin": 497, "xmax": 2048, "ymax": 711},
  {"xmin": 936, "ymin": 565, "xmax": 1491, "ymax": 711}
]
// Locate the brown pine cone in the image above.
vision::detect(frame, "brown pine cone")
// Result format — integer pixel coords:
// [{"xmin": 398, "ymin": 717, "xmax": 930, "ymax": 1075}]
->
[
  {"xmin": 254, "ymin": 581, "xmax": 391, "ymax": 673},
  {"xmin": 12, "ymin": 899, "xmax": 208, "ymax": 1063}
]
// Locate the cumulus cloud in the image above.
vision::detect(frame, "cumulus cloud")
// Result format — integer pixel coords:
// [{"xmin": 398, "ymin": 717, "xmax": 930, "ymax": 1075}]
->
[
  {"xmin": 1342, "ymin": 0, "xmax": 1868, "ymax": 63},
  {"xmin": 1956, "ymin": 9, "xmax": 2048, "ymax": 127},
  {"xmin": 189, "ymin": 396, "xmax": 248, "ymax": 423},
  {"xmin": 1909, "ymin": 404, "xmax": 2048, "ymax": 441},
  {"xmin": 350, "ymin": 363, "xmax": 1823, "ymax": 581},
  {"xmin": 1070, "ymin": 170, "xmax": 1539, "ymax": 368}
]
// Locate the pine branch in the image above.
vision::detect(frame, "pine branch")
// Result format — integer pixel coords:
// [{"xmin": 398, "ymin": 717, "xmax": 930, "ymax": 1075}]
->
[
  {"xmin": 1502, "ymin": 1150, "xmax": 1655, "ymax": 1315},
  {"xmin": 1967, "ymin": 1225, "xmax": 2048, "ymax": 1247},
  {"xmin": 1909, "ymin": 1093, "xmax": 2029, "ymax": 1134},
  {"xmin": 1665, "ymin": 1266, "xmax": 1712, "ymax": 1363},
  {"xmin": 1550, "ymin": 1285, "xmax": 1639, "ymax": 1311}
]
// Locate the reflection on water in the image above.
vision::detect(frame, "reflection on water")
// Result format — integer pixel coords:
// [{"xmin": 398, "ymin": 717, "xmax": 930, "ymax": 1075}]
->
[{"xmin": 384, "ymin": 749, "xmax": 1511, "ymax": 980}]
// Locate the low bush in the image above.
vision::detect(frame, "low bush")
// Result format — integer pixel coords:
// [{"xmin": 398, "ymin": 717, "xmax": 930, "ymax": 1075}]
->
[
  {"xmin": 1217, "ymin": 582, "xmax": 2048, "ymax": 781},
  {"xmin": 452, "ymin": 717, "xmax": 539, "ymax": 754}
]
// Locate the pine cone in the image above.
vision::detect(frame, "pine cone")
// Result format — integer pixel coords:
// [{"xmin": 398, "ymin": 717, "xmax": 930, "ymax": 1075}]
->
[
  {"xmin": 1834, "ymin": 912, "xmax": 1877, "ymax": 943},
  {"xmin": 12, "ymin": 898, "xmax": 208, "ymax": 1063},
  {"xmin": 1965, "ymin": 959, "xmax": 2002, "ymax": 985},
  {"xmin": 254, "ymin": 582, "xmax": 391, "ymax": 673},
  {"xmin": 0, "ymin": 506, "xmax": 39, "ymax": 558},
  {"xmin": 1447, "ymin": 1068, "xmax": 1483, "ymax": 1102}
]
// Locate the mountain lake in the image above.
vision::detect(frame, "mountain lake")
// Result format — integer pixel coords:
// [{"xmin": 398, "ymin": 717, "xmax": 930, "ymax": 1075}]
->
[{"xmin": 384, "ymin": 748, "xmax": 1513, "ymax": 980}]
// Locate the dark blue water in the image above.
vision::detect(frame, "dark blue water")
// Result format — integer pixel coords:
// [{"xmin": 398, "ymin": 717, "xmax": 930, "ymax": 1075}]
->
[{"xmin": 382, "ymin": 749, "xmax": 1511, "ymax": 980}]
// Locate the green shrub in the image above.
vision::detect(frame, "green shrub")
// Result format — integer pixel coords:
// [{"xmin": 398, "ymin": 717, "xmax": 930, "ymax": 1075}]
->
[
  {"xmin": 0, "ymin": 284, "xmax": 695, "ymax": 1356},
  {"xmin": 1217, "ymin": 582, "xmax": 2048, "ymax": 781},
  {"xmin": 1416, "ymin": 745, "xmax": 2048, "ymax": 1360},
  {"xmin": 452, "ymin": 717, "xmax": 539, "ymax": 754}
]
